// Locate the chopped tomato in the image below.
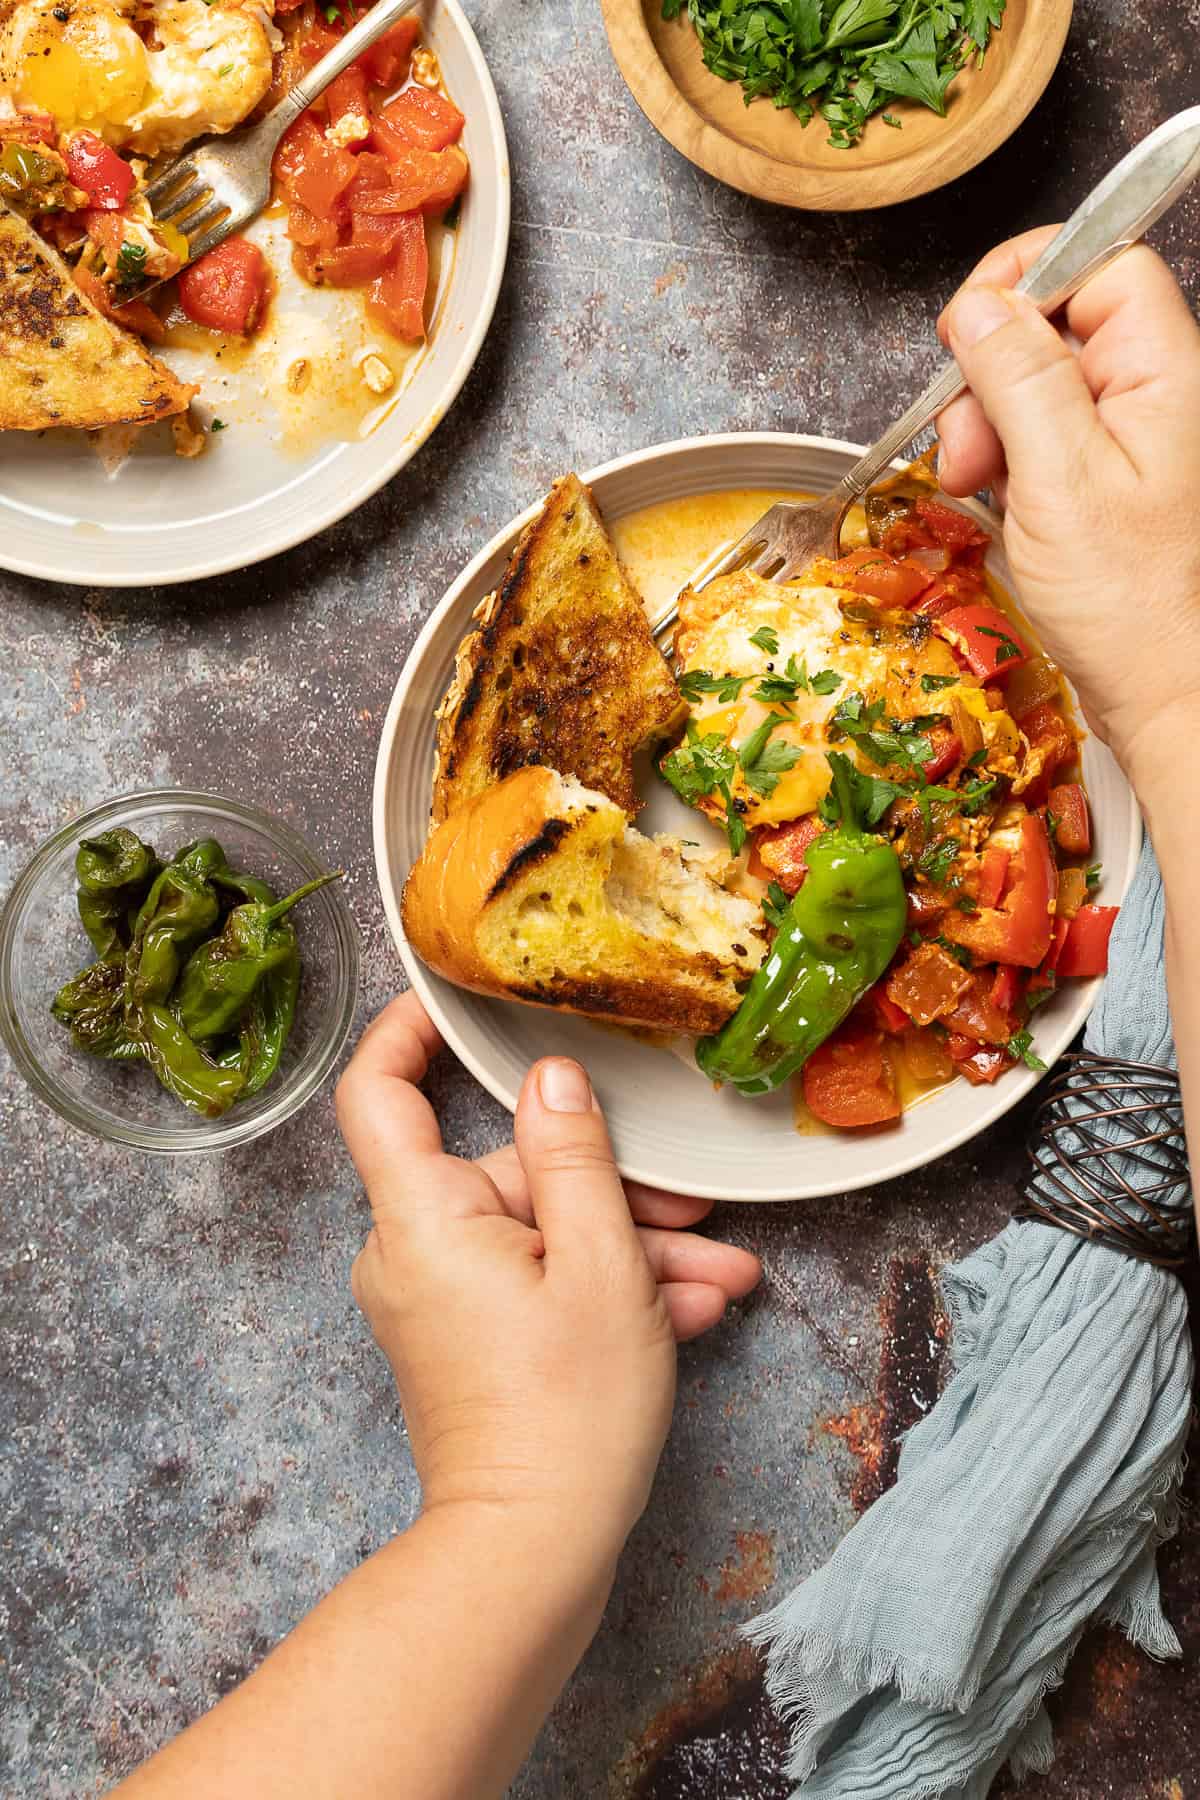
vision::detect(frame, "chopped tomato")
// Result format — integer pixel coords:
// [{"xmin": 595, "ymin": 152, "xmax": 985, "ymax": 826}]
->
[
  {"xmin": 921, "ymin": 725, "xmax": 961, "ymax": 784},
  {"xmin": 64, "ymin": 130, "xmax": 134, "ymax": 210},
  {"xmin": 906, "ymin": 885, "xmax": 947, "ymax": 930},
  {"xmin": 1056, "ymin": 905, "xmax": 1118, "ymax": 980},
  {"xmin": 177, "ymin": 236, "xmax": 268, "ymax": 336},
  {"xmin": 885, "ymin": 942, "xmax": 972, "ymax": 1027},
  {"xmin": 365, "ymin": 210, "xmax": 428, "ymax": 340},
  {"xmin": 944, "ymin": 972, "xmax": 1012, "ymax": 1046},
  {"xmin": 326, "ymin": 67, "xmax": 370, "ymax": 146},
  {"xmin": 914, "ymin": 496, "xmax": 989, "ymax": 553},
  {"xmin": 941, "ymin": 813, "xmax": 1055, "ymax": 969},
  {"xmin": 879, "ymin": 516, "xmax": 936, "ymax": 556},
  {"xmin": 946, "ymin": 1037, "xmax": 1012, "ymax": 1085},
  {"xmin": 379, "ymin": 84, "xmax": 465, "ymax": 151},
  {"xmin": 990, "ymin": 964, "xmax": 1023, "ymax": 1020},
  {"xmin": 358, "ymin": 16, "xmax": 420, "ymax": 86},
  {"xmin": 307, "ymin": 241, "xmax": 394, "ymax": 284},
  {"xmin": 977, "ymin": 845, "xmax": 1009, "ymax": 910},
  {"xmin": 1020, "ymin": 701, "xmax": 1076, "ymax": 805},
  {"xmin": 751, "ymin": 815, "xmax": 825, "ymax": 896},
  {"xmin": 0, "ymin": 108, "xmax": 57, "ymax": 146},
  {"xmin": 349, "ymin": 207, "xmax": 408, "ymax": 253},
  {"xmin": 74, "ymin": 264, "xmax": 164, "ymax": 342},
  {"xmin": 935, "ymin": 603, "xmax": 1030, "ymax": 681},
  {"xmin": 361, "ymin": 138, "xmax": 469, "ymax": 215},
  {"xmin": 830, "ymin": 547, "xmax": 931, "ymax": 608},
  {"xmin": 902, "ymin": 1026, "xmax": 956, "ymax": 1084},
  {"xmin": 274, "ymin": 115, "xmax": 357, "ymax": 217},
  {"xmin": 869, "ymin": 985, "xmax": 910, "ymax": 1035},
  {"xmin": 287, "ymin": 201, "xmax": 340, "ymax": 251},
  {"xmin": 345, "ymin": 150, "xmax": 392, "ymax": 203},
  {"xmin": 803, "ymin": 1022, "xmax": 900, "ymax": 1128},
  {"xmin": 1048, "ymin": 782, "xmax": 1090, "ymax": 857}
]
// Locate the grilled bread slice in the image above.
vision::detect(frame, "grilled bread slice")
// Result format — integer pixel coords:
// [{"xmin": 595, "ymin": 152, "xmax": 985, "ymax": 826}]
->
[
  {"xmin": 0, "ymin": 201, "xmax": 195, "ymax": 431},
  {"xmin": 432, "ymin": 474, "xmax": 683, "ymax": 825},
  {"xmin": 404, "ymin": 766, "xmax": 765, "ymax": 1036}
]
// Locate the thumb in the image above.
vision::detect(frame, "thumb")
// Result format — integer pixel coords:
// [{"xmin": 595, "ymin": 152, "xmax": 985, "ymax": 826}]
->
[
  {"xmin": 942, "ymin": 285, "xmax": 1101, "ymax": 489},
  {"xmin": 513, "ymin": 1057, "xmax": 642, "ymax": 1264}
]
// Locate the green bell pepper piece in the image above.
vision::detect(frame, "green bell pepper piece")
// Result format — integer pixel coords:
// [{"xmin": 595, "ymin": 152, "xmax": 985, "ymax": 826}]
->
[{"xmin": 695, "ymin": 753, "xmax": 907, "ymax": 1096}]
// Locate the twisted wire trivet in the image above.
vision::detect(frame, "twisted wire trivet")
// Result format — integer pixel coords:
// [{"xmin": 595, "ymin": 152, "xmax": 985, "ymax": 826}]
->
[{"xmin": 1016, "ymin": 1053, "xmax": 1194, "ymax": 1268}]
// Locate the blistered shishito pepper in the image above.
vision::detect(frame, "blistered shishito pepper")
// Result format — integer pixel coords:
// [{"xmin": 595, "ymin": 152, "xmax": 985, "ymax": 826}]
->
[
  {"xmin": 695, "ymin": 754, "xmax": 907, "ymax": 1096},
  {"xmin": 51, "ymin": 959, "xmax": 140, "ymax": 1059},
  {"xmin": 138, "ymin": 1003, "xmax": 245, "ymax": 1116},
  {"xmin": 125, "ymin": 863, "xmax": 220, "ymax": 1008},
  {"xmin": 74, "ymin": 830, "xmax": 160, "ymax": 962},
  {"xmin": 173, "ymin": 873, "xmax": 340, "ymax": 1044}
]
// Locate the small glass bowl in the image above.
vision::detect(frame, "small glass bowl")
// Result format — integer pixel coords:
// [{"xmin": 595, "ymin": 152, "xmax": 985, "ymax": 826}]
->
[{"xmin": 0, "ymin": 791, "xmax": 359, "ymax": 1153}]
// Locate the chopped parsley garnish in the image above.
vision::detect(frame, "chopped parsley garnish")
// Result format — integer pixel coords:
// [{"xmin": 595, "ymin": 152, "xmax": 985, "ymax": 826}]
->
[
  {"xmin": 210, "ymin": 418, "xmax": 227, "ymax": 431},
  {"xmin": 974, "ymin": 623, "xmax": 1020, "ymax": 663},
  {"xmin": 1085, "ymin": 863, "xmax": 1102, "ymax": 892},
  {"xmin": 831, "ymin": 691, "xmax": 933, "ymax": 778},
  {"xmin": 752, "ymin": 655, "xmax": 843, "ymax": 705},
  {"xmin": 739, "ymin": 715, "xmax": 802, "ymax": 797},
  {"xmin": 920, "ymin": 673, "xmax": 959, "ymax": 693},
  {"xmin": 965, "ymin": 747, "xmax": 988, "ymax": 769},
  {"xmin": 216, "ymin": 60, "xmax": 234, "ymax": 74},
  {"xmin": 659, "ymin": 721, "xmax": 746, "ymax": 855},
  {"xmin": 1007, "ymin": 1028, "xmax": 1047, "ymax": 1071},
  {"xmin": 958, "ymin": 775, "xmax": 999, "ymax": 816},
  {"xmin": 920, "ymin": 837, "xmax": 960, "ymax": 885},
  {"xmin": 678, "ymin": 668, "xmax": 750, "ymax": 705},
  {"xmin": 660, "ymin": 0, "xmax": 1005, "ymax": 150},
  {"xmin": 762, "ymin": 881, "xmax": 791, "ymax": 930},
  {"xmin": 956, "ymin": 894, "xmax": 977, "ymax": 914},
  {"xmin": 114, "ymin": 240, "xmax": 147, "ymax": 289},
  {"xmin": 749, "ymin": 625, "xmax": 780, "ymax": 656},
  {"xmin": 323, "ymin": 2, "xmax": 341, "ymax": 19},
  {"xmin": 819, "ymin": 751, "xmax": 904, "ymax": 829},
  {"xmin": 1045, "ymin": 809, "xmax": 1060, "ymax": 844},
  {"xmin": 934, "ymin": 933, "xmax": 972, "ymax": 967}
]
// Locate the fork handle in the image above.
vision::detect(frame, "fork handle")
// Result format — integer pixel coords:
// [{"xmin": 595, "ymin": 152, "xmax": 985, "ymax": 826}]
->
[
  {"xmin": 263, "ymin": 0, "xmax": 423, "ymax": 142},
  {"xmin": 826, "ymin": 104, "xmax": 1200, "ymax": 515}
]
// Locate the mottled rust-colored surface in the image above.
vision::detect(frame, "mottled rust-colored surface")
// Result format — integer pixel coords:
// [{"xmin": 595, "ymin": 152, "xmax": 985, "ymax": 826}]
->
[{"xmin": 1, "ymin": 1, "xmax": 1198, "ymax": 1794}]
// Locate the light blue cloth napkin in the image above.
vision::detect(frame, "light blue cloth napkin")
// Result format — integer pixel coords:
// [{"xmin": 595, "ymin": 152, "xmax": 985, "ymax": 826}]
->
[{"xmin": 746, "ymin": 834, "xmax": 1193, "ymax": 1798}]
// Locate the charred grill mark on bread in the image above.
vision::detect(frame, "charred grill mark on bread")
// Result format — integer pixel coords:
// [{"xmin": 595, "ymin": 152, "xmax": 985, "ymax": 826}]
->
[{"xmin": 485, "ymin": 817, "xmax": 571, "ymax": 902}]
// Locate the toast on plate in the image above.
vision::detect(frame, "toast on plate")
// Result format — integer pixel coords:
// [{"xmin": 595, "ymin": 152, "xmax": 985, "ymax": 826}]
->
[
  {"xmin": 403, "ymin": 766, "xmax": 766, "ymax": 1036},
  {"xmin": 0, "ymin": 201, "xmax": 196, "ymax": 432},
  {"xmin": 432, "ymin": 474, "xmax": 683, "ymax": 825}
]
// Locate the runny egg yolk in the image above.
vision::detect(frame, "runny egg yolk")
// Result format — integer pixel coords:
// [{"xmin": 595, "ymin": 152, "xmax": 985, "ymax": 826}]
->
[
  {"xmin": 676, "ymin": 568, "xmax": 974, "ymax": 827},
  {"xmin": 6, "ymin": 0, "xmax": 148, "ymax": 135}
]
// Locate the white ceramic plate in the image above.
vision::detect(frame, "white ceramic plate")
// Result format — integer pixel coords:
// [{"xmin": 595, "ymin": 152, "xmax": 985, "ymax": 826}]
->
[
  {"xmin": 373, "ymin": 433, "xmax": 1141, "ymax": 1202},
  {"xmin": 0, "ymin": 0, "xmax": 509, "ymax": 587}
]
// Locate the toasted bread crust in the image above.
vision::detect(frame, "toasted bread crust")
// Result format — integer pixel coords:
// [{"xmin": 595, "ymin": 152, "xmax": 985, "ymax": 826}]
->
[
  {"xmin": 402, "ymin": 768, "xmax": 750, "ymax": 1036},
  {"xmin": 432, "ymin": 474, "xmax": 682, "ymax": 824},
  {"xmin": 0, "ymin": 202, "xmax": 195, "ymax": 431}
]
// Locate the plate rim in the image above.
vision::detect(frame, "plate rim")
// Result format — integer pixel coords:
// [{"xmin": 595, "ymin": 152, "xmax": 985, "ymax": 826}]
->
[
  {"xmin": 599, "ymin": 0, "xmax": 1073, "ymax": 212},
  {"xmin": 0, "ymin": 0, "xmax": 511, "ymax": 588},
  {"xmin": 372, "ymin": 429, "xmax": 1141, "ymax": 1202}
]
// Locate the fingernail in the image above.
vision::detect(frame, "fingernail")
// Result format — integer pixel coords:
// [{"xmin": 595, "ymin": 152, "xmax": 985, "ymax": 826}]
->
[
  {"xmin": 947, "ymin": 285, "xmax": 1014, "ymax": 351},
  {"xmin": 537, "ymin": 1058, "xmax": 592, "ymax": 1113}
]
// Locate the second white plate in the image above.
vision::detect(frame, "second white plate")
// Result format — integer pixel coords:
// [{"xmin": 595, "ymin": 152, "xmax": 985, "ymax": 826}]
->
[{"xmin": 0, "ymin": 0, "xmax": 510, "ymax": 587}]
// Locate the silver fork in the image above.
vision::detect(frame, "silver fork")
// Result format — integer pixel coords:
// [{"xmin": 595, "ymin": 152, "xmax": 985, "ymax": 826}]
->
[
  {"xmin": 125, "ymin": 0, "xmax": 422, "ymax": 301},
  {"xmin": 652, "ymin": 104, "xmax": 1200, "ymax": 645}
]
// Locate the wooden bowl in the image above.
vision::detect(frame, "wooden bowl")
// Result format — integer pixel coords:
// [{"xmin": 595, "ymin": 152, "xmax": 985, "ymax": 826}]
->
[{"xmin": 601, "ymin": 0, "xmax": 1073, "ymax": 211}]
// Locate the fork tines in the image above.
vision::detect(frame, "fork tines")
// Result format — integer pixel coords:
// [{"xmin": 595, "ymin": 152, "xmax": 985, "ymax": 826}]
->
[{"xmin": 143, "ymin": 160, "xmax": 231, "ymax": 262}]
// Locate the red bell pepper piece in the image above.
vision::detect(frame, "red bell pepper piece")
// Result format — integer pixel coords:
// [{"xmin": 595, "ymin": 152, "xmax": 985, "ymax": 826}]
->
[
  {"xmin": 802, "ymin": 1022, "xmax": 901, "ymax": 1128},
  {"xmin": 750, "ymin": 815, "xmax": 826, "ymax": 896},
  {"xmin": 177, "ymin": 237, "xmax": 268, "ymax": 336},
  {"xmin": 1055, "ymin": 905, "xmax": 1118, "ymax": 979},
  {"xmin": 990, "ymin": 964, "xmax": 1023, "ymax": 1020},
  {"xmin": 885, "ymin": 942, "xmax": 972, "ymax": 1026},
  {"xmin": 830, "ymin": 547, "xmax": 931, "ymax": 608},
  {"xmin": 941, "ymin": 814, "xmax": 1055, "ymax": 969},
  {"xmin": 935, "ymin": 603, "xmax": 1030, "ymax": 682},
  {"xmin": 914, "ymin": 497, "xmax": 990, "ymax": 552},
  {"xmin": 64, "ymin": 130, "xmax": 134, "ymax": 210},
  {"xmin": 379, "ymin": 85, "xmax": 465, "ymax": 151},
  {"xmin": 921, "ymin": 725, "xmax": 961, "ymax": 783},
  {"xmin": 944, "ymin": 972, "xmax": 1013, "ymax": 1046},
  {"xmin": 1047, "ymin": 782, "xmax": 1090, "ymax": 857},
  {"xmin": 977, "ymin": 845, "xmax": 1010, "ymax": 910},
  {"xmin": 869, "ymin": 985, "xmax": 910, "ymax": 1035}
]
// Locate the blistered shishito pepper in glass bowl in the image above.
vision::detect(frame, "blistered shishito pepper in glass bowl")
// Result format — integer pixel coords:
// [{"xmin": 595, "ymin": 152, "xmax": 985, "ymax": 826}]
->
[{"xmin": 0, "ymin": 792, "xmax": 359, "ymax": 1152}]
